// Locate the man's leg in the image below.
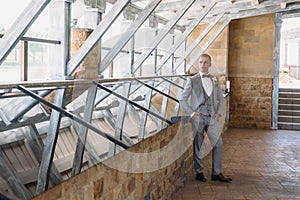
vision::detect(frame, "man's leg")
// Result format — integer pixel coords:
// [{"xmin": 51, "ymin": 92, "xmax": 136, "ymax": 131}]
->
[
  {"xmin": 193, "ymin": 131, "xmax": 205, "ymax": 174},
  {"xmin": 212, "ymin": 137, "xmax": 223, "ymax": 175},
  {"xmin": 208, "ymin": 123, "xmax": 232, "ymax": 182},
  {"xmin": 206, "ymin": 118, "xmax": 222, "ymax": 175}
]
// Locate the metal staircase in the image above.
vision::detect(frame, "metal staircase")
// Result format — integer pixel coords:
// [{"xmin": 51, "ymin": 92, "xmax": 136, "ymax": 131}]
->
[{"xmin": 278, "ymin": 88, "xmax": 300, "ymax": 130}]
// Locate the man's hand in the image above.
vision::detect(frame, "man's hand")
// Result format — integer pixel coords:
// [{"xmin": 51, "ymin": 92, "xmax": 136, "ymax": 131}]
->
[
  {"xmin": 214, "ymin": 113, "xmax": 221, "ymax": 121},
  {"xmin": 191, "ymin": 112, "xmax": 200, "ymax": 120}
]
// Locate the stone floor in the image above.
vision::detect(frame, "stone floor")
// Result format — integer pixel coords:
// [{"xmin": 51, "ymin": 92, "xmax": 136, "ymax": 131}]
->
[{"xmin": 172, "ymin": 128, "xmax": 300, "ymax": 200}]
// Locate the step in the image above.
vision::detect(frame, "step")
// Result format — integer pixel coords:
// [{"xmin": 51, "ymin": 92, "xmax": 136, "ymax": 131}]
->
[
  {"xmin": 279, "ymin": 92, "xmax": 300, "ymax": 99},
  {"xmin": 278, "ymin": 115, "xmax": 300, "ymax": 123},
  {"xmin": 278, "ymin": 110, "xmax": 300, "ymax": 116},
  {"xmin": 279, "ymin": 88, "xmax": 300, "ymax": 93},
  {"xmin": 278, "ymin": 122, "xmax": 300, "ymax": 130},
  {"xmin": 278, "ymin": 104, "xmax": 300, "ymax": 110},
  {"xmin": 279, "ymin": 98, "xmax": 300, "ymax": 104}
]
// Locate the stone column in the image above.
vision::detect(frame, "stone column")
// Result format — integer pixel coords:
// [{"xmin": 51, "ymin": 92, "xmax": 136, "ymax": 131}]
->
[
  {"xmin": 70, "ymin": 28, "xmax": 98, "ymax": 80},
  {"xmin": 44, "ymin": 28, "xmax": 98, "ymax": 112},
  {"xmin": 84, "ymin": 0, "xmax": 106, "ymax": 79}
]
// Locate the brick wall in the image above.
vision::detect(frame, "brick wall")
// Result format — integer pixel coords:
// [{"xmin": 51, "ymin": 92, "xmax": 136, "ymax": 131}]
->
[
  {"xmin": 228, "ymin": 14, "xmax": 275, "ymax": 129},
  {"xmin": 33, "ymin": 122, "xmax": 194, "ymax": 200},
  {"xmin": 187, "ymin": 22, "xmax": 229, "ymax": 76},
  {"xmin": 229, "ymin": 77, "xmax": 272, "ymax": 129}
]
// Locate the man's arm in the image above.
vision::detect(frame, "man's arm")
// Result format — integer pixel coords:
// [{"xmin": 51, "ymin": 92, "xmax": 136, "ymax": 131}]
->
[
  {"xmin": 179, "ymin": 78, "xmax": 194, "ymax": 116},
  {"xmin": 215, "ymin": 77, "xmax": 225, "ymax": 117}
]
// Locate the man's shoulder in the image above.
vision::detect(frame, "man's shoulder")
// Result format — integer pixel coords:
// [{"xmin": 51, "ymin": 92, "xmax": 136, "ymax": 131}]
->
[{"xmin": 190, "ymin": 73, "xmax": 200, "ymax": 81}]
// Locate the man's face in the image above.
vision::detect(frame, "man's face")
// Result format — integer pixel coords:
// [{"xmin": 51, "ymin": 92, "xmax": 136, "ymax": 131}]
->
[{"xmin": 199, "ymin": 56, "xmax": 211, "ymax": 74}]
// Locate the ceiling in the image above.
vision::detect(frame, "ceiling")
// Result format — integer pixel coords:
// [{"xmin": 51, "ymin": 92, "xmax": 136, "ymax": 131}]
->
[{"xmin": 126, "ymin": 0, "xmax": 300, "ymax": 28}]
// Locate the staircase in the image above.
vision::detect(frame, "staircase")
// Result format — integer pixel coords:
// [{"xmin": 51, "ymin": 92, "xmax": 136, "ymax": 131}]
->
[{"xmin": 278, "ymin": 88, "xmax": 300, "ymax": 130}]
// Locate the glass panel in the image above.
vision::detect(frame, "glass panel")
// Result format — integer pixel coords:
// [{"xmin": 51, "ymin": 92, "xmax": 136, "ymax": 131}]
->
[{"xmin": 280, "ymin": 17, "xmax": 300, "ymax": 88}]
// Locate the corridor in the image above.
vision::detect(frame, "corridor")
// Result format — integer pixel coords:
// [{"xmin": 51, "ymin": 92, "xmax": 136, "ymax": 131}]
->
[{"xmin": 173, "ymin": 128, "xmax": 300, "ymax": 200}]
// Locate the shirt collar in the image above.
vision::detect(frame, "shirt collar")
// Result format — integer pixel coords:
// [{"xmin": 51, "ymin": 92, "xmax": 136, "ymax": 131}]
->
[{"xmin": 199, "ymin": 72, "xmax": 210, "ymax": 77}]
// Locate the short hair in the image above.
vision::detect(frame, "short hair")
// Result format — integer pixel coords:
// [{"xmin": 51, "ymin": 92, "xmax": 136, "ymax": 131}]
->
[{"xmin": 199, "ymin": 53, "xmax": 211, "ymax": 63}]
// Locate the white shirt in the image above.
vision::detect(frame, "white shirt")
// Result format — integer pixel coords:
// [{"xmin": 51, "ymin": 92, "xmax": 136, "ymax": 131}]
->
[{"xmin": 199, "ymin": 72, "xmax": 213, "ymax": 96}]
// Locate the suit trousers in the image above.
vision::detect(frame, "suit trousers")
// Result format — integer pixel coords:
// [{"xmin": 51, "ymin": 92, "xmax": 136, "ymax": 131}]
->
[{"xmin": 193, "ymin": 114, "xmax": 223, "ymax": 175}]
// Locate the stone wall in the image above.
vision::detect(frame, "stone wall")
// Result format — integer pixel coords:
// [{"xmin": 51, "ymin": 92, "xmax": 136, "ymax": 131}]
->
[
  {"xmin": 187, "ymin": 22, "xmax": 229, "ymax": 77},
  {"xmin": 228, "ymin": 14, "xmax": 275, "ymax": 129},
  {"xmin": 33, "ymin": 121, "xmax": 194, "ymax": 200},
  {"xmin": 229, "ymin": 77, "xmax": 272, "ymax": 129}
]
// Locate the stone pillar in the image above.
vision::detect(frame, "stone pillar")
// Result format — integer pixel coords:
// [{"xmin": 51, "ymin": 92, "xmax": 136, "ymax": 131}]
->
[
  {"xmin": 71, "ymin": 28, "xmax": 98, "ymax": 80},
  {"xmin": 83, "ymin": 0, "xmax": 106, "ymax": 79},
  {"xmin": 44, "ymin": 28, "xmax": 98, "ymax": 113}
]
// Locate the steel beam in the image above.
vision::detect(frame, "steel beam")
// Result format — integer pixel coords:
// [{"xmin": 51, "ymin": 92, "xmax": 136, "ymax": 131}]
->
[
  {"xmin": 66, "ymin": 0, "xmax": 131, "ymax": 75},
  {"xmin": 109, "ymin": 82, "xmax": 131, "ymax": 156},
  {"xmin": 138, "ymin": 81, "xmax": 154, "ymax": 141},
  {"xmin": 132, "ymin": 0, "xmax": 196, "ymax": 74},
  {"xmin": 272, "ymin": 13, "xmax": 282, "ymax": 129},
  {"xmin": 0, "ymin": 0, "xmax": 51, "ymax": 65},
  {"xmin": 70, "ymin": 119, "xmax": 102, "ymax": 166},
  {"xmin": 0, "ymin": 75, "xmax": 188, "ymax": 90},
  {"xmin": 71, "ymin": 84, "xmax": 98, "ymax": 176},
  {"xmin": 96, "ymin": 83, "xmax": 172, "ymax": 125},
  {"xmin": 185, "ymin": 17, "xmax": 231, "ymax": 70},
  {"xmin": 0, "ymin": 90, "xmax": 52, "ymax": 125},
  {"xmin": 17, "ymin": 85, "xmax": 129, "ymax": 149},
  {"xmin": 35, "ymin": 89, "xmax": 66, "ymax": 194},
  {"xmin": 0, "ymin": 150, "xmax": 32, "ymax": 200},
  {"xmin": 23, "ymin": 125, "xmax": 63, "ymax": 185},
  {"xmin": 155, "ymin": 1, "xmax": 216, "ymax": 73},
  {"xmin": 174, "ymin": 13, "xmax": 224, "ymax": 71},
  {"xmin": 99, "ymin": 0, "xmax": 162, "ymax": 74},
  {"xmin": 102, "ymin": 109, "xmax": 134, "ymax": 145},
  {"xmin": 159, "ymin": 84, "xmax": 170, "ymax": 130},
  {"xmin": 160, "ymin": 77, "xmax": 184, "ymax": 89},
  {"xmin": 0, "ymin": 34, "xmax": 61, "ymax": 45},
  {"xmin": 173, "ymin": 78, "xmax": 185, "ymax": 116},
  {"xmin": 135, "ymin": 79, "xmax": 179, "ymax": 103}
]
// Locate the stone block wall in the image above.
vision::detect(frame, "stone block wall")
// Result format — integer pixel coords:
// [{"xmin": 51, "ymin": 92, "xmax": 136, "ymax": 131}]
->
[
  {"xmin": 71, "ymin": 28, "xmax": 98, "ymax": 80},
  {"xmin": 187, "ymin": 22, "xmax": 229, "ymax": 76},
  {"xmin": 229, "ymin": 77, "xmax": 272, "ymax": 129},
  {"xmin": 228, "ymin": 14, "xmax": 275, "ymax": 129},
  {"xmin": 33, "ymin": 122, "xmax": 194, "ymax": 200}
]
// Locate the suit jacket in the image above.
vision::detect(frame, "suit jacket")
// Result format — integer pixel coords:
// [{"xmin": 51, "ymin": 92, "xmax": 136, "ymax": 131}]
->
[{"xmin": 179, "ymin": 73, "xmax": 224, "ymax": 119}]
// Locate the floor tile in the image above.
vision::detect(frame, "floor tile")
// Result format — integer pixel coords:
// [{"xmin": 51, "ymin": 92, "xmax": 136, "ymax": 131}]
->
[{"xmin": 173, "ymin": 128, "xmax": 300, "ymax": 200}]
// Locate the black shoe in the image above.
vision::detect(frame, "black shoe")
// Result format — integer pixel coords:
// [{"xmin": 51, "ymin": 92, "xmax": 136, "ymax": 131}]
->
[
  {"xmin": 211, "ymin": 173, "xmax": 232, "ymax": 182},
  {"xmin": 196, "ymin": 173, "xmax": 207, "ymax": 182}
]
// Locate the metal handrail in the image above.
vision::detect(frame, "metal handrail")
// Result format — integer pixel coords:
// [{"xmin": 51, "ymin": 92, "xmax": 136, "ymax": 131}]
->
[
  {"xmin": 0, "ymin": 34, "xmax": 61, "ymax": 45},
  {"xmin": 134, "ymin": 78, "xmax": 179, "ymax": 103},
  {"xmin": 17, "ymin": 85, "xmax": 129, "ymax": 149},
  {"xmin": 0, "ymin": 74, "xmax": 189, "ymax": 90},
  {"xmin": 96, "ymin": 82, "xmax": 173, "ymax": 125}
]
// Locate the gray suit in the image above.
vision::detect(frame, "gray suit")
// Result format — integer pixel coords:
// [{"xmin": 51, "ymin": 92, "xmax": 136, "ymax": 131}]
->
[{"xmin": 179, "ymin": 73, "xmax": 224, "ymax": 175}]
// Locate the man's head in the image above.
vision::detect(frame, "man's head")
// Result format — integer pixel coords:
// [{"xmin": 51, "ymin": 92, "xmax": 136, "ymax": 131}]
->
[{"xmin": 198, "ymin": 53, "xmax": 211, "ymax": 74}]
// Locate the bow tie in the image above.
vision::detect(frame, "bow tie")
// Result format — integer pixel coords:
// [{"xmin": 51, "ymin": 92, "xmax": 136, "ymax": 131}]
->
[{"xmin": 202, "ymin": 74, "xmax": 211, "ymax": 78}]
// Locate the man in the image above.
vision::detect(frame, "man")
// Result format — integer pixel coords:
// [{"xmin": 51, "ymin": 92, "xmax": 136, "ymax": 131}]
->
[{"xmin": 179, "ymin": 53, "xmax": 232, "ymax": 182}]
